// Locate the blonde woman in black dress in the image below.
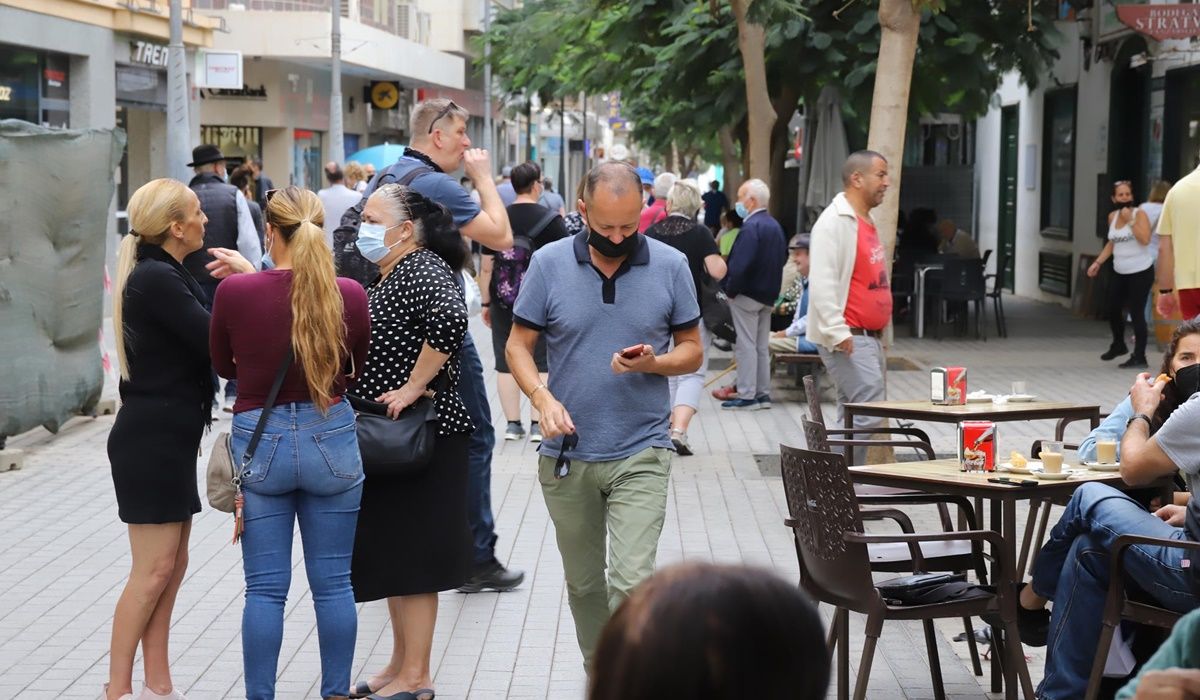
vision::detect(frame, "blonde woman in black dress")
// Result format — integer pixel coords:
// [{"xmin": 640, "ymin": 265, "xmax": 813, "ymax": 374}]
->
[
  {"xmin": 348, "ymin": 184, "xmax": 473, "ymax": 700},
  {"xmin": 105, "ymin": 179, "xmax": 253, "ymax": 700}
]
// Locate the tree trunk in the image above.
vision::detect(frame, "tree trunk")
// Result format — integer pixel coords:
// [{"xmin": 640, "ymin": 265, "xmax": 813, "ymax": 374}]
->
[
  {"xmin": 719, "ymin": 124, "xmax": 743, "ymax": 196},
  {"xmin": 866, "ymin": 0, "xmax": 921, "ymax": 261},
  {"xmin": 768, "ymin": 85, "xmax": 799, "ymax": 220},
  {"xmin": 730, "ymin": 0, "xmax": 776, "ymax": 182}
]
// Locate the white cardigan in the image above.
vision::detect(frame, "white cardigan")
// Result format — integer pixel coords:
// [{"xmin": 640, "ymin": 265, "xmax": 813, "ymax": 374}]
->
[{"xmin": 805, "ymin": 192, "xmax": 872, "ymax": 350}]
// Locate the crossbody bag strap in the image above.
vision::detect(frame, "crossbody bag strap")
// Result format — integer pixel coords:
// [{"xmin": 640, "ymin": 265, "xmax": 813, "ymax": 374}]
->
[{"xmin": 240, "ymin": 346, "xmax": 294, "ymax": 472}]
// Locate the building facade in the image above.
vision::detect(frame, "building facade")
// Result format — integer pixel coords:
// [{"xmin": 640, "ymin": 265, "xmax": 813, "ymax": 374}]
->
[{"xmin": 974, "ymin": 0, "xmax": 1200, "ymax": 309}]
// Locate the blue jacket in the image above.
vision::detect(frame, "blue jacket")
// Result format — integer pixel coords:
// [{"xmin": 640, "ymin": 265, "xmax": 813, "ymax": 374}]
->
[{"xmin": 723, "ymin": 210, "xmax": 788, "ymax": 306}]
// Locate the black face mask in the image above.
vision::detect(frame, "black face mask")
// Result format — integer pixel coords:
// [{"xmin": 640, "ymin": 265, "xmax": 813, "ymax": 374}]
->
[
  {"xmin": 1173, "ymin": 362, "xmax": 1200, "ymax": 401},
  {"xmin": 1111, "ymin": 201, "xmax": 1132, "ymax": 213},
  {"xmin": 588, "ymin": 229, "xmax": 639, "ymax": 259}
]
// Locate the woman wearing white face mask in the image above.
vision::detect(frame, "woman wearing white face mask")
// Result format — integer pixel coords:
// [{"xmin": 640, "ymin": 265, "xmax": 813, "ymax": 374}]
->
[{"xmin": 347, "ymin": 184, "xmax": 474, "ymax": 700}]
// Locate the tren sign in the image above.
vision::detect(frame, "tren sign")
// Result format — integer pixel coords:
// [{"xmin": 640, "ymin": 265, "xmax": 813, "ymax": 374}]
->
[{"xmin": 1117, "ymin": 4, "xmax": 1200, "ymax": 41}]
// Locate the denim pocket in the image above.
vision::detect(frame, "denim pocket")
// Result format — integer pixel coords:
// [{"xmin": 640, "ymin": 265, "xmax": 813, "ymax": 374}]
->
[
  {"xmin": 313, "ymin": 422, "xmax": 362, "ymax": 479},
  {"xmin": 230, "ymin": 426, "xmax": 284, "ymax": 485}
]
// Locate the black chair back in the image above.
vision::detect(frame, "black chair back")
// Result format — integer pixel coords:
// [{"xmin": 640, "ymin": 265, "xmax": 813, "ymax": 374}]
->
[{"xmin": 940, "ymin": 259, "xmax": 986, "ymax": 301}]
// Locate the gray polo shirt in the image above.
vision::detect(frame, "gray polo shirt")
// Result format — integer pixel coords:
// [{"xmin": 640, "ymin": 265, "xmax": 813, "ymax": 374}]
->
[
  {"xmin": 1153, "ymin": 393, "xmax": 1200, "ymax": 549},
  {"xmin": 513, "ymin": 232, "xmax": 701, "ymax": 461}
]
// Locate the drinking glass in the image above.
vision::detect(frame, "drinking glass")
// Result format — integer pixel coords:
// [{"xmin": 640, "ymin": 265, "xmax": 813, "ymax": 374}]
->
[
  {"xmin": 1040, "ymin": 440, "xmax": 1064, "ymax": 474},
  {"xmin": 1011, "ymin": 380, "xmax": 1027, "ymax": 396}
]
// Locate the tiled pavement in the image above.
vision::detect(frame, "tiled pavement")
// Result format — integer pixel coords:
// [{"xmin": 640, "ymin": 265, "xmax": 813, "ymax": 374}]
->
[{"xmin": 0, "ymin": 296, "xmax": 1152, "ymax": 699}]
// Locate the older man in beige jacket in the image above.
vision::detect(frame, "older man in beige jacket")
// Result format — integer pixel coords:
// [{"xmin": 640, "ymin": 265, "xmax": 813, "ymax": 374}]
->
[{"xmin": 806, "ymin": 151, "xmax": 892, "ymax": 452}]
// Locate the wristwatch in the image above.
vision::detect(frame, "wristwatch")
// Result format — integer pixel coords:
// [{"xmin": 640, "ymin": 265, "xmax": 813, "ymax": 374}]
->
[{"xmin": 1125, "ymin": 413, "xmax": 1153, "ymax": 430}]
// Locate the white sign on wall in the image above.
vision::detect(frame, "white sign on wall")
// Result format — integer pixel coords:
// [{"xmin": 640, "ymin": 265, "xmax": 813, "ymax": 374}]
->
[{"xmin": 194, "ymin": 50, "xmax": 243, "ymax": 90}]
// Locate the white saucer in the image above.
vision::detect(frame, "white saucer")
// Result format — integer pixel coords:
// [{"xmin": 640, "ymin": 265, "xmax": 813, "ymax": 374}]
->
[
  {"xmin": 1035, "ymin": 469, "xmax": 1079, "ymax": 480},
  {"xmin": 966, "ymin": 394, "xmax": 993, "ymax": 403},
  {"xmin": 1082, "ymin": 461, "xmax": 1121, "ymax": 472},
  {"xmin": 998, "ymin": 462, "xmax": 1038, "ymax": 475},
  {"xmin": 1008, "ymin": 394, "xmax": 1038, "ymax": 403}
]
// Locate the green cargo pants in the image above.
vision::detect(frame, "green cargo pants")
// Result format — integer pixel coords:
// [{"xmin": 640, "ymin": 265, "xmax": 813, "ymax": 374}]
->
[{"xmin": 537, "ymin": 446, "xmax": 672, "ymax": 668}]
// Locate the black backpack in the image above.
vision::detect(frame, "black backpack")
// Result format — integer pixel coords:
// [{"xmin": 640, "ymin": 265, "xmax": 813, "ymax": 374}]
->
[
  {"xmin": 332, "ymin": 163, "xmax": 434, "ymax": 287},
  {"xmin": 491, "ymin": 208, "xmax": 558, "ymax": 309}
]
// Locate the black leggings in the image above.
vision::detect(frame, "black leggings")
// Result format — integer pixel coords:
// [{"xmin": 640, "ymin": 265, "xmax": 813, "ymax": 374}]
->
[{"xmin": 1107, "ymin": 265, "xmax": 1154, "ymax": 359}]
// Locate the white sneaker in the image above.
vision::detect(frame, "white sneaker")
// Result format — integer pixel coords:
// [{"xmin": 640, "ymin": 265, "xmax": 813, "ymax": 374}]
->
[{"xmin": 139, "ymin": 687, "xmax": 187, "ymax": 700}]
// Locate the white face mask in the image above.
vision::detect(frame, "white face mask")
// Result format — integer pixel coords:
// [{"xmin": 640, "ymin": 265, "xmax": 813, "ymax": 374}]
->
[{"xmin": 356, "ymin": 222, "xmax": 403, "ymax": 263}]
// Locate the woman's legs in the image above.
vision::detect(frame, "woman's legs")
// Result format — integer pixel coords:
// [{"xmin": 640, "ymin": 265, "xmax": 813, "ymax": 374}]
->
[
  {"xmin": 670, "ymin": 324, "xmax": 707, "ymax": 435},
  {"xmin": 1107, "ymin": 270, "xmax": 1131, "ymax": 352},
  {"xmin": 371, "ymin": 594, "xmax": 437, "ymax": 696},
  {"xmin": 1126, "ymin": 266, "xmax": 1155, "ymax": 359},
  {"xmin": 296, "ymin": 485, "xmax": 363, "ymax": 699},
  {"xmin": 107, "ymin": 521, "xmax": 189, "ymax": 699},
  {"xmin": 240, "ymin": 490, "xmax": 299, "ymax": 700},
  {"xmin": 141, "ymin": 520, "xmax": 192, "ymax": 694},
  {"xmin": 497, "ymin": 372, "xmax": 522, "ymax": 423}
]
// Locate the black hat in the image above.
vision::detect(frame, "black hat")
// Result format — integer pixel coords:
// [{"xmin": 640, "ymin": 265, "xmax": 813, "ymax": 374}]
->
[
  {"xmin": 789, "ymin": 233, "xmax": 811, "ymax": 250},
  {"xmin": 187, "ymin": 144, "xmax": 226, "ymax": 167}
]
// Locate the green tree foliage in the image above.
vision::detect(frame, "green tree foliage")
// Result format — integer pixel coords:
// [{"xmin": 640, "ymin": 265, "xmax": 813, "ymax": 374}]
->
[{"xmin": 480, "ymin": 0, "xmax": 1061, "ymax": 171}]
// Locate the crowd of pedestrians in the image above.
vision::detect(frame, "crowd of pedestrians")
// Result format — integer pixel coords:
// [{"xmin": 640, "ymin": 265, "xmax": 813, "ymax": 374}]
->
[{"xmin": 100, "ymin": 85, "xmax": 1200, "ymax": 700}]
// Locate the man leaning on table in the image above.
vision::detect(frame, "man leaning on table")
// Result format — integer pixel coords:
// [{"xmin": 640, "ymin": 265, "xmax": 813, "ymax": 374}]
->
[
  {"xmin": 1011, "ymin": 373, "xmax": 1200, "ymax": 700},
  {"xmin": 806, "ymin": 150, "xmax": 892, "ymax": 444}
]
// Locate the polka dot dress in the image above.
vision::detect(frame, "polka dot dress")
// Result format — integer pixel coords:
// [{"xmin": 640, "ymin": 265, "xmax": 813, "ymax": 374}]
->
[{"xmin": 359, "ymin": 248, "xmax": 474, "ymax": 436}]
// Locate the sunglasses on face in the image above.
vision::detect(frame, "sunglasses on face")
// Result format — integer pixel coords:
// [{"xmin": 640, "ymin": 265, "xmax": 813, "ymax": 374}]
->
[
  {"xmin": 554, "ymin": 432, "xmax": 579, "ymax": 479},
  {"xmin": 265, "ymin": 188, "xmax": 279, "ymax": 203},
  {"xmin": 427, "ymin": 101, "xmax": 460, "ymax": 134}
]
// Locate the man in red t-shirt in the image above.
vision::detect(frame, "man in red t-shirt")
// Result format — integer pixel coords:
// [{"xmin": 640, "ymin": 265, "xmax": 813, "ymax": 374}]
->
[{"xmin": 806, "ymin": 151, "xmax": 892, "ymax": 460}]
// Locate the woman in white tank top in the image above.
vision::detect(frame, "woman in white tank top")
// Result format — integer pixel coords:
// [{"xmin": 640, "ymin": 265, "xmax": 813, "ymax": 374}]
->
[{"xmin": 1086, "ymin": 180, "xmax": 1154, "ymax": 368}]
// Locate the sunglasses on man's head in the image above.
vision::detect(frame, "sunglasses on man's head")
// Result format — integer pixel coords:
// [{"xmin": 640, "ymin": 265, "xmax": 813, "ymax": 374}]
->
[
  {"xmin": 427, "ymin": 101, "xmax": 461, "ymax": 134},
  {"xmin": 554, "ymin": 432, "xmax": 579, "ymax": 479},
  {"xmin": 265, "ymin": 188, "xmax": 279, "ymax": 203}
]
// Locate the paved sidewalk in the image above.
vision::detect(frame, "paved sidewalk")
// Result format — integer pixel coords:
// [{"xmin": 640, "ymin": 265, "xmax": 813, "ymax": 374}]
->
[{"xmin": 0, "ymin": 296, "xmax": 1153, "ymax": 699}]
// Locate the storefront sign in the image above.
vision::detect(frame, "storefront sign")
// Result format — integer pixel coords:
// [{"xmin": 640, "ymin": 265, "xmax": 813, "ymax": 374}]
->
[
  {"xmin": 200, "ymin": 84, "xmax": 267, "ymax": 100},
  {"xmin": 194, "ymin": 50, "xmax": 243, "ymax": 90},
  {"xmin": 0, "ymin": 85, "xmax": 11, "ymax": 102},
  {"xmin": 369, "ymin": 81, "xmax": 400, "ymax": 110},
  {"xmin": 130, "ymin": 41, "xmax": 169, "ymax": 68},
  {"xmin": 1116, "ymin": 4, "xmax": 1200, "ymax": 40}
]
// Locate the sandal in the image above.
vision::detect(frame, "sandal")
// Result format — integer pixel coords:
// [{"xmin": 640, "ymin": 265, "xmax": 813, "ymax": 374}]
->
[
  {"xmin": 368, "ymin": 690, "xmax": 435, "ymax": 700},
  {"xmin": 350, "ymin": 681, "xmax": 378, "ymax": 699}
]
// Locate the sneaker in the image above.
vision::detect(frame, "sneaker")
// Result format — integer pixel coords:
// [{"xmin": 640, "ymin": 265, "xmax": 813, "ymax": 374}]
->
[
  {"xmin": 982, "ymin": 583, "xmax": 1050, "ymax": 647},
  {"xmin": 1118, "ymin": 355, "xmax": 1149, "ymax": 369},
  {"xmin": 711, "ymin": 385, "xmax": 738, "ymax": 401},
  {"xmin": 721, "ymin": 398, "xmax": 760, "ymax": 410},
  {"xmin": 457, "ymin": 558, "xmax": 525, "ymax": 593},
  {"xmin": 670, "ymin": 429, "xmax": 693, "ymax": 456},
  {"xmin": 1101, "ymin": 344, "xmax": 1129, "ymax": 361},
  {"xmin": 756, "ymin": 394, "xmax": 772, "ymax": 409},
  {"xmin": 504, "ymin": 421, "xmax": 525, "ymax": 441},
  {"xmin": 529, "ymin": 422, "xmax": 543, "ymax": 443}
]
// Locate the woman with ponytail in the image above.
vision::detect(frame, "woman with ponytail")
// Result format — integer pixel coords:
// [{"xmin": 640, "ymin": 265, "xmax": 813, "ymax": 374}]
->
[
  {"xmin": 346, "ymin": 184, "xmax": 472, "ymax": 700},
  {"xmin": 106, "ymin": 179, "xmax": 254, "ymax": 700},
  {"xmin": 209, "ymin": 186, "xmax": 370, "ymax": 700}
]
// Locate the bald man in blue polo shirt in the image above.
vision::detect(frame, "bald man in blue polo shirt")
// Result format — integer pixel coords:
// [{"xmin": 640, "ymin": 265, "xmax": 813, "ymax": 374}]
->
[{"xmin": 506, "ymin": 162, "xmax": 703, "ymax": 670}]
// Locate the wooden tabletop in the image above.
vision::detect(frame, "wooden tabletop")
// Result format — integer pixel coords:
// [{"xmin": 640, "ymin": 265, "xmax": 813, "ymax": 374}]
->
[
  {"xmin": 842, "ymin": 399, "xmax": 1100, "ymax": 424},
  {"xmin": 849, "ymin": 457, "xmax": 1128, "ymax": 497}
]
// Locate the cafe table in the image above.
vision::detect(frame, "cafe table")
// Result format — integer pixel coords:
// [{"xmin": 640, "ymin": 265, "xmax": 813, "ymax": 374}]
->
[
  {"xmin": 849, "ymin": 458, "xmax": 1173, "ymax": 699},
  {"xmin": 843, "ymin": 399, "xmax": 1102, "ymax": 435}
]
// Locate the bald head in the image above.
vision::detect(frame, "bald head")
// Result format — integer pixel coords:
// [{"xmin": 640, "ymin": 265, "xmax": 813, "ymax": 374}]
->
[
  {"xmin": 583, "ymin": 161, "xmax": 643, "ymax": 204},
  {"xmin": 842, "ymin": 150, "xmax": 887, "ymax": 186}
]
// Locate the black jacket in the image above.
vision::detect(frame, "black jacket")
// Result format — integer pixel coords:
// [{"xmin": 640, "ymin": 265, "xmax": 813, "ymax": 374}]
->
[
  {"xmin": 119, "ymin": 244, "xmax": 214, "ymax": 419},
  {"xmin": 186, "ymin": 172, "xmax": 240, "ymax": 294}
]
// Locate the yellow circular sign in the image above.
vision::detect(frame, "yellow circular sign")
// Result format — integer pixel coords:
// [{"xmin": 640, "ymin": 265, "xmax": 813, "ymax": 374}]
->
[{"xmin": 371, "ymin": 82, "xmax": 399, "ymax": 110}]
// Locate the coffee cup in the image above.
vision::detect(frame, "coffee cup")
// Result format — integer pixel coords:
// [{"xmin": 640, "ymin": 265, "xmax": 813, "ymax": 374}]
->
[
  {"xmin": 1040, "ymin": 441, "xmax": 1064, "ymax": 474},
  {"xmin": 1096, "ymin": 440, "xmax": 1118, "ymax": 465}
]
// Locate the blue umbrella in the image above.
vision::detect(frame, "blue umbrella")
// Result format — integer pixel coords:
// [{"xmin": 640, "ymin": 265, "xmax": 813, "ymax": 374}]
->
[{"xmin": 346, "ymin": 143, "xmax": 407, "ymax": 170}]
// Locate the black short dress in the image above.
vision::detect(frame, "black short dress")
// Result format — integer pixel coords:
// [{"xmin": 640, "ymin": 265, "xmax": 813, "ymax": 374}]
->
[
  {"xmin": 351, "ymin": 248, "xmax": 475, "ymax": 600},
  {"xmin": 107, "ymin": 244, "xmax": 214, "ymax": 524}
]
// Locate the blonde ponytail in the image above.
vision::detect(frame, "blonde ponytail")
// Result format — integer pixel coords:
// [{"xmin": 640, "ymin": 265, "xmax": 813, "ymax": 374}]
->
[
  {"xmin": 265, "ymin": 187, "xmax": 347, "ymax": 411},
  {"xmin": 114, "ymin": 178, "xmax": 191, "ymax": 380}
]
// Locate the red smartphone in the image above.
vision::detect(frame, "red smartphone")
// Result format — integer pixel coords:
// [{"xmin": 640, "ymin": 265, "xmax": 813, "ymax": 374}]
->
[{"xmin": 619, "ymin": 344, "xmax": 645, "ymax": 359}]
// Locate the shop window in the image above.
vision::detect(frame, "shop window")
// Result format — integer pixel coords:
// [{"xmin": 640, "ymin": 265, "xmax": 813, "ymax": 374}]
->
[{"xmin": 1041, "ymin": 87, "xmax": 1077, "ymax": 239}]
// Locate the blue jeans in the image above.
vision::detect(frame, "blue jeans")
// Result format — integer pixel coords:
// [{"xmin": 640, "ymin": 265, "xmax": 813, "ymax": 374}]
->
[
  {"xmin": 1031, "ymin": 482, "xmax": 1199, "ymax": 699},
  {"xmin": 231, "ymin": 400, "xmax": 364, "ymax": 700},
  {"xmin": 456, "ymin": 334, "xmax": 498, "ymax": 565}
]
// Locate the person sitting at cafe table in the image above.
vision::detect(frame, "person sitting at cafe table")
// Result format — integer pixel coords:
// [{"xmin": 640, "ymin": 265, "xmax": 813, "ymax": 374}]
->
[
  {"xmin": 1077, "ymin": 318, "xmax": 1200, "ymax": 466},
  {"xmin": 1115, "ymin": 607, "xmax": 1200, "ymax": 699},
  {"xmin": 1012, "ymin": 370, "xmax": 1200, "ymax": 700},
  {"xmin": 935, "ymin": 219, "xmax": 980, "ymax": 259}
]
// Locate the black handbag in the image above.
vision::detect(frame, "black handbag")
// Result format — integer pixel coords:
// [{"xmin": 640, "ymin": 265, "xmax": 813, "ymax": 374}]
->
[
  {"xmin": 700, "ymin": 272, "xmax": 736, "ymax": 343},
  {"xmin": 346, "ymin": 392, "xmax": 439, "ymax": 477},
  {"xmin": 876, "ymin": 572, "xmax": 992, "ymax": 606}
]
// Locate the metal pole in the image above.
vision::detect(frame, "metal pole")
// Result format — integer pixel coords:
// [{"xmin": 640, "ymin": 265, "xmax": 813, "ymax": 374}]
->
[
  {"xmin": 525, "ymin": 97, "xmax": 533, "ymax": 161},
  {"xmin": 559, "ymin": 99, "xmax": 566, "ymax": 199},
  {"xmin": 166, "ymin": 0, "xmax": 191, "ymax": 182},
  {"xmin": 581, "ymin": 92, "xmax": 587, "ymax": 169},
  {"xmin": 330, "ymin": 0, "xmax": 345, "ymax": 165},
  {"xmin": 483, "ymin": 0, "xmax": 493, "ymax": 166}
]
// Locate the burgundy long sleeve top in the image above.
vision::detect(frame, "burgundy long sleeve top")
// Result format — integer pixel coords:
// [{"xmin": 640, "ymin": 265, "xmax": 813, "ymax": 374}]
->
[{"xmin": 209, "ymin": 269, "xmax": 370, "ymax": 413}]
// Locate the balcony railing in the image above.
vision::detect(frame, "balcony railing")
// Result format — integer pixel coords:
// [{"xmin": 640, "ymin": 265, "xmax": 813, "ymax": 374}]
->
[{"xmin": 189, "ymin": 1, "xmax": 420, "ymax": 40}]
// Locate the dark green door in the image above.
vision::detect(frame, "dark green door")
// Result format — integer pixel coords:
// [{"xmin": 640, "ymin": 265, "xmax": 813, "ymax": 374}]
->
[{"xmin": 999, "ymin": 106, "xmax": 1019, "ymax": 291}]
